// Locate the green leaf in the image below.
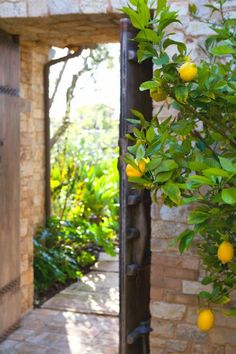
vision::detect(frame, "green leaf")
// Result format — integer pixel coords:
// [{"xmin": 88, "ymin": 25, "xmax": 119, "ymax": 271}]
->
[
  {"xmin": 188, "ymin": 175, "xmax": 214, "ymax": 186},
  {"xmin": 163, "ymin": 38, "xmax": 186, "ymax": 54},
  {"xmin": 189, "ymin": 3, "xmax": 197, "ymax": 15},
  {"xmin": 188, "ymin": 210, "xmax": 209, "ymax": 224},
  {"xmin": 203, "ymin": 168, "xmax": 229, "ymax": 178},
  {"xmin": 228, "ymin": 263, "xmax": 236, "ymax": 273},
  {"xmin": 214, "ymin": 295, "xmax": 231, "ymax": 305},
  {"xmin": 133, "ymin": 127, "xmax": 142, "ymax": 138},
  {"xmin": 223, "ymin": 95, "xmax": 236, "ymax": 104},
  {"xmin": 137, "ymin": 1, "xmax": 150, "ymax": 26},
  {"xmin": 155, "ymin": 171, "xmax": 173, "ymax": 182},
  {"xmin": 136, "ymin": 144, "xmax": 145, "ymax": 160},
  {"xmin": 128, "ymin": 176, "xmax": 148, "ymax": 184},
  {"xmin": 153, "ymin": 53, "xmax": 169, "ymax": 65},
  {"xmin": 224, "ymin": 308, "xmax": 236, "ymax": 316},
  {"xmin": 219, "ymin": 157, "xmax": 236, "ymax": 172},
  {"xmin": 146, "ymin": 126, "xmax": 155, "ymax": 143},
  {"xmin": 162, "ymin": 181, "xmax": 181, "ymax": 204},
  {"xmin": 126, "ymin": 118, "xmax": 141, "ymax": 125},
  {"xmin": 177, "ymin": 230, "xmax": 195, "ymax": 254},
  {"xmin": 140, "ymin": 80, "xmax": 157, "ymax": 91},
  {"xmin": 136, "ymin": 29, "xmax": 159, "ymax": 43},
  {"xmin": 188, "ymin": 161, "xmax": 207, "ymax": 171},
  {"xmin": 147, "ymin": 157, "xmax": 162, "ymax": 171},
  {"xmin": 221, "ymin": 188, "xmax": 236, "ymax": 205},
  {"xmin": 131, "ymin": 109, "xmax": 149, "ymax": 127},
  {"xmin": 199, "ymin": 291, "xmax": 212, "ymax": 299},
  {"xmin": 201, "ymin": 276, "xmax": 213, "ymax": 285},
  {"xmin": 211, "ymin": 45, "xmax": 236, "ymax": 56},
  {"xmin": 122, "ymin": 7, "xmax": 144, "ymax": 29},
  {"xmin": 157, "ymin": 0, "xmax": 167, "ymax": 14},
  {"xmin": 175, "ymin": 85, "xmax": 188, "ymax": 104},
  {"xmin": 156, "ymin": 159, "xmax": 178, "ymax": 173}
]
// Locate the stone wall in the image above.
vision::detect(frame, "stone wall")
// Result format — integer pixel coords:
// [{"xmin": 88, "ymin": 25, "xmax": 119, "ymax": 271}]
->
[
  {"xmin": 20, "ymin": 41, "xmax": 49, "ymax": 314},
  {"xmin": 149, "ymin": 1, "xmax": 236, "ymax": 353},
  {"xmin": 0, "ymin": 0, "xmax": 126, "ymax": 17}
]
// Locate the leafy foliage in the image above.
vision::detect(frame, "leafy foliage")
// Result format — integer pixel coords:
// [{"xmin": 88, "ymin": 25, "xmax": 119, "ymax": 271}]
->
[
  {"xmin": 123, "ymin": 0, "xmax": 236, "ymax": 313},
  {"xmin": 34, "ymin": 104, "xmax": 119, "ymax": 298}
]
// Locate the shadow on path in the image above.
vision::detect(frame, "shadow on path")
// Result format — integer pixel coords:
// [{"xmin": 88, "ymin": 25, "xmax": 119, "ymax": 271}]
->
[{"xmin": 0, "ymin": 253, "xmax": 119, "ymax": 354}]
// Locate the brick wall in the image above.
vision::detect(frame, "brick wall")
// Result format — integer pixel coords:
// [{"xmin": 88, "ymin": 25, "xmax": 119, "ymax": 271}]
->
[
  {"xmin": 150, "ymin": 1, "xmax": 236, "ymax": 353},
  {"xmin": 20, "ymin": 41, "xmax": 49, "ymax": 314}
]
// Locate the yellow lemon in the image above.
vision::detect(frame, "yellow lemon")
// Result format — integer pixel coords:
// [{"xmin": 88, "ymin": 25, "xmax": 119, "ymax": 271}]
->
[
  {"xmin": 197, "ymin": 309, "xmax": 215, "ymax": 332},
  {"xmin": 178, "ymin": 62, "xmax": 197, "ymax": 81},
  {"xmin": 150, "ymin": 88, "xmax": 167, "ymax": 102},
  {"xmin": 126, "ymin": 159, "xmax": 146, "ymax": 178},
  {"xmin": 217, "ymin": 241, "xmax": 234, "ymax": 264}
]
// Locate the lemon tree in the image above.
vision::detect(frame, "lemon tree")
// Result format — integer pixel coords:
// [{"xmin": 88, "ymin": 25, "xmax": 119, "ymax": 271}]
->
[{"xmin": 122, "ymin": 0, "xmax": 236, "ymax": 324}]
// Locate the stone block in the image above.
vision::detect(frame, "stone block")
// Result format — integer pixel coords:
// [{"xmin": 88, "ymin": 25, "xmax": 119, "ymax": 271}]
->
[
  {"xmin": 151, "ymin": 276, "xmax": 182, "ymax": 291},
  {"xmin": 28, "ymin": 0, "xmax": 48, "ymax": 16},
  {"xmin": 79, "ymin": 0, "xmax": 107, "ymax": 13},
  {"xmin": 185, "ymin": 21, "xmax": 215, "ymax": 37},
  {"xmin": 152, "ymin": 253, "xmax": 182, "ymax": 268},
  {"xmin": 215, "ymin": 312, "xmax": 236, "ymax": 329},
  {"xmin": 183, "ymin": 280, "xmax": 212, "ymax": 295},
  {"xmin": 150, "ymin": 335, "xmax": 166, "ymax": 348},
  {"xmin": 176, "ymin": 324, "xmax": 208, "ymax": 343},
  {"xmin": 160, "ymin": 204, "xmax": 192, "ymax": 223},
  {"xmin": 151, "ymin": 219, "xmax": 187, "ymax": 239},
  {"xmin": 0, "ymin": 0, "xmax": 27, "ymax": 17},
  {"xmin": 151, "ymin": 238, "xmax": 169, "ymax": 252},
  {"xmin": 48, "ymin": 0, "xmax": 80, "ymax": 15},
  {"xmin": 164, "ymin": 267, "xmax": 199, "ymax": 281},
  {"xmin": 182, "ymin": 256, "xmax": 200, "ymax": 271},
  {"xmin": 210, "ymin": 327, "xmax": 236, "ymax": 346},
  {"xmin": 192, "ymin": 344, "xmax": 222, "ymax": 354},
  {"xmin": 150, "ymin": 301, "xmax": 186, "ymax": 320},
  {"xmin": 226, "ymin": 345, "xmax": 236, "ymax": 354},
  {"xmin": 151, "ymin": 319, "xmax": 175, "ymax": 338},
  {"xmin": 167, "ymin": 339, "xmax": 188, "ymax": 352},
  {"xmin": 165, "ymin": 292, "xmax": 198, "ymax": 306}
]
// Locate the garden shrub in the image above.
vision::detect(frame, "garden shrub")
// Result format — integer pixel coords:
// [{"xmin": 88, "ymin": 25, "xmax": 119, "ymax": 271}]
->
[{"xmin": 34, "ymin": 104, "xmax": 119, "ymax": 299}]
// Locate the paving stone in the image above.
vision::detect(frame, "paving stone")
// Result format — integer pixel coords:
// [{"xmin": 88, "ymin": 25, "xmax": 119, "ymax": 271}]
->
[{"xmin": 0, "ymin": 257, "xmax": 119, "ymax": 353}]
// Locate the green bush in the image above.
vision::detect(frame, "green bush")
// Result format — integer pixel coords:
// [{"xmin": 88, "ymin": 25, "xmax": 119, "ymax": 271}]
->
[{"xmin": 34, "ymin": 118, "xmax": 119, "ymax": 297}]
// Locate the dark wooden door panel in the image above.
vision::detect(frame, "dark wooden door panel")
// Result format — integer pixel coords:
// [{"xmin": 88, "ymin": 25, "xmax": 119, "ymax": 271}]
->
[
  {"xmin": 119, "ymin": 19, "xmax": 153, "ymax": 354},
  {"xmin": 0, "ymin": 31, "xmax": 20, "ymax": 341}
]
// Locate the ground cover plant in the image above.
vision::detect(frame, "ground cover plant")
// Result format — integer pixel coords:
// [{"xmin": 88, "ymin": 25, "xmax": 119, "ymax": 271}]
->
[{"xmin": 123, "ymin": 0, "xmax": 236, "ymax": 330}]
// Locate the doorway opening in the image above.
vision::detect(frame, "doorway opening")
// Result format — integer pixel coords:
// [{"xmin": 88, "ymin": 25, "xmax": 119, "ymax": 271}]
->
[{"xmin": 33, "ymin": 43, "xmax": 120, "ymax": 352}]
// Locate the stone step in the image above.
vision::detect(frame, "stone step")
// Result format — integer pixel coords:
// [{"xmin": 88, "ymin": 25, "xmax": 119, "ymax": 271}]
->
[
  {"xmin": 42, "ymin": 271, "xmax": 119, "ymax": 317},
  {"xmin": 92, "ymin": 260, "xmax": 119, "ymax": 273},
  {"xmin": 42, "ymin": 291, "xmax": 119, "ymax": 316},
  {"xmin": 98, "ymin": 252, "xmax": 119, "ymax": 262}
]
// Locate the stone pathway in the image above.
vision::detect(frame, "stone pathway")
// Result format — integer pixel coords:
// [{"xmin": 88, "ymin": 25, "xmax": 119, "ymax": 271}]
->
[{"xmin": 0, "ymin": 253, "xmax": 119, "ymax": 354}]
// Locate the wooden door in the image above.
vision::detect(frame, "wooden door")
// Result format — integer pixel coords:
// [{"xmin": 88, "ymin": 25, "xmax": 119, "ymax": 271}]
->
[
  {"xmin": 0, "ymin": 30, "xmax": 21, "ymax": 341},
  {"xmin": 119, "ymin": 19, "xmax": 153, "ymax": 354}
]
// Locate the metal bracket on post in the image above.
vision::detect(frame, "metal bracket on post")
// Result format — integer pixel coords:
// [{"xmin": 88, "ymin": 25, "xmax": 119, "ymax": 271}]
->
[
  {"xmin": 128, "ymin": 49, "xmax": 138, "ymax": 62},
  {"xmin": 127, "ymin": 320, "xmax": 152, "ymax": 345}
]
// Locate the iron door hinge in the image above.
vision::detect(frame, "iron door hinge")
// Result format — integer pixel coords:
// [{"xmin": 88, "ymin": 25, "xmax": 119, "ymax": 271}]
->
[{"xmin": 127, "ymin": 320, "xmax": 152, "ymax": 345}]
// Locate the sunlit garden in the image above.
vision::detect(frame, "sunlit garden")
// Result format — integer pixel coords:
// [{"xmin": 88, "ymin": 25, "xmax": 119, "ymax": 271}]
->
[{"xmin": 34, "ymin": 44, "xmax": 120, "ymax": 304}]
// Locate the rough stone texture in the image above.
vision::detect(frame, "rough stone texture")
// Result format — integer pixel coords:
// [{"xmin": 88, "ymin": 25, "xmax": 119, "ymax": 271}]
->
[
  {"xmin": 0, "ymin": 309, "xmax": 119, "ymax": 354},
  {"xmin": 20, "ymin": 40, "xmax": 49, "ymax": 314},
  {"xmin": 150, "ymin": 302, "xmax": 186, "ymax": 321}
]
